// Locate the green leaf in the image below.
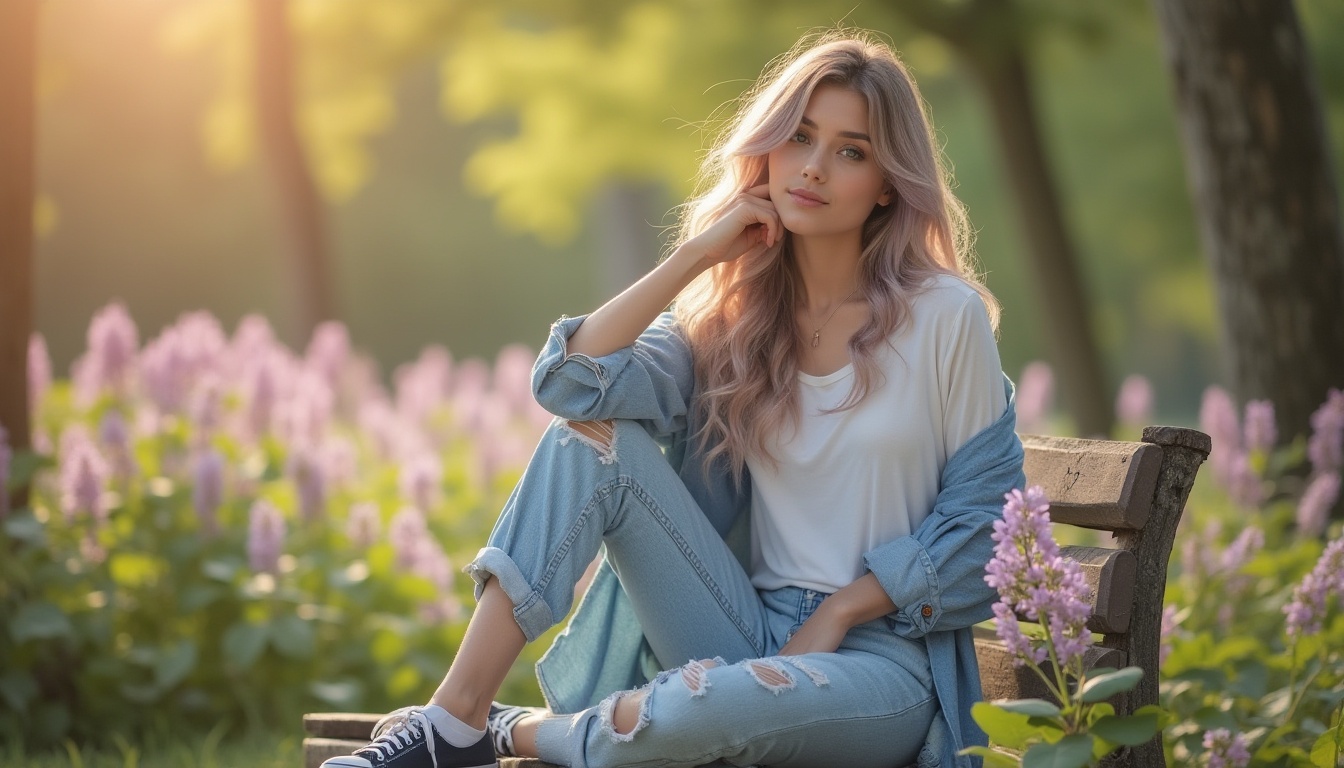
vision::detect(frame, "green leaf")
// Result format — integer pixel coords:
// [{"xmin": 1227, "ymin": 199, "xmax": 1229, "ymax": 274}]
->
[
  {"xmin": 1091, "ymin": 712, "xmax": 1160, "ymax": 747},
  {"xmin": 154, "ymin": 640, "xmax": 197, "ymax": 690},
  {"xmin": 998, "ymin": 699, "xmax": 1063, "ymax": 718},
  {"xmin": 222, "ymin": 621, "xmax": 268, "ymax": 670},
  {"xmin": 971, "ymin": 702, "xmax": 1039, "ymax": 750},
  {"xmin": 0, "ymin": 670, "xmax": 38, "ymax": 713},
  {"xmin": 1022, "ymin": 734, "xmax": 1095, "ymax": 768},
  {"xmin": 10, "ymin": 600, "xmax": 73, "ymax": 643},
  {"xmin": 109, "ymin": 552, "xmax": 162, "ymax": 589},
  {"xmin": 1311, "ymin": 729, "xmax": 1342, "ymax": 768},
  {"xmin": 269, "ymin": 613, "xmax": 315, "ymax": 660},
  {"xmin": 2, "ymin": 512, "xmax": 45, "ymax": 545},
  {"xmin": 309, "ymin": 680, "xmax": 363, "ymax": 707},
  {"xmin": 1079, "ymin": 667, "xmax": 1143, "ymax": 703},
  {"xmin": 958, "ymin": 746, "xmax": 1021, "ymax": 767}
]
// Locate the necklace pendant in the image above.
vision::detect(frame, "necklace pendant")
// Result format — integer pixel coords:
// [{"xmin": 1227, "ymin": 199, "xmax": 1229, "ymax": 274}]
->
[{"xmin": 811, "ymin": 330, "xmax": 821, "ymax": 348}]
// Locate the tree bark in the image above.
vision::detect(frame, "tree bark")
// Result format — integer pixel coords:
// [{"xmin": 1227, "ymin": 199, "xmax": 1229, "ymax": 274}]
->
[
  {"xmin": 893, "ymin": 0, "xmax": 1114, "ymax": 437},
  {"xmin": 251, "ymin": 0, "xmax": 337, "ymax": 339},
  {"xmin": 0, "ymin": 0, "xmax": 36, "ymax": 457},
  {"xmin": 1150, "ymin": 0, "xmax": 1344, "ymax": 444}
]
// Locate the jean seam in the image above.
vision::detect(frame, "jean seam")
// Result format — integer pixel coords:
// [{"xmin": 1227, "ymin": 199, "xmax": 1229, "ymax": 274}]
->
[{"xmin": 569, "ymin": 475, "xmax": 763, "ymax": 657}]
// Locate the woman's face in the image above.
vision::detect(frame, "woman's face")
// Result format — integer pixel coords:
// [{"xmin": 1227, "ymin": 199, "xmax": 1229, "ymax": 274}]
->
[{"xmin": 767, "ymin": 84, "xmax": 892, "ymax": 240}]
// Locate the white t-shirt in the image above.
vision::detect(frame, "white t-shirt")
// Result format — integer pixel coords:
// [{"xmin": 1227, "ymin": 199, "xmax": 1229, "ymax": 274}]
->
[{"xmin": 747, "ymin": 274, "xmax": 1008, "ymax": 593}]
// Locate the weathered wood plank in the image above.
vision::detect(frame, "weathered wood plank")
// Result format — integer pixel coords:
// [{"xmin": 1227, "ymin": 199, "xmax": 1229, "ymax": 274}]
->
[
  {"xmin": 973, "ymin": 627, "xmax": 1126, "ymax": 704},
  {"xmin": 303, "ymin": 712, "xmax": 380, "ymax": 739},
  {"xmin": 1021, "ymin": 434, "xmax": 1163, "ymax": 531}
]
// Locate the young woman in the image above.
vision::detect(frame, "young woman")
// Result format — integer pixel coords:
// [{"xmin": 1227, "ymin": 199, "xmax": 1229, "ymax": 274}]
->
[{"xmin": 325, "ymin": 31, "xmax": 1024, "ymax": 768}]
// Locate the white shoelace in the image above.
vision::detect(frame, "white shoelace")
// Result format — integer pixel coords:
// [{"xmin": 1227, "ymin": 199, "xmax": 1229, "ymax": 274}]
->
[{"xmin": 362, "ymin": 707, "xmax": 438, "ymax": 768}]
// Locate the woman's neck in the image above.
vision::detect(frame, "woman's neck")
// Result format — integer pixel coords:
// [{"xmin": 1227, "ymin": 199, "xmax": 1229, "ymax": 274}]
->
[{"xmin": 791, "ymin": 232, "xmax": 864, "ymax": 309}]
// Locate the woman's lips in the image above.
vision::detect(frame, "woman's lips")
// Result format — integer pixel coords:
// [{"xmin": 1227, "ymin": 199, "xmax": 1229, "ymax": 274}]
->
[{"xmin": 787, "ymin": 188, "xmax": 826, "ymax": 207}]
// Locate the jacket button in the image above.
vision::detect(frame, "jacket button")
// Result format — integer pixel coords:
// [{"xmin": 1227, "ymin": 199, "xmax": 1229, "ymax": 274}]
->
[{"xmin": 921, "ymin": 604, "xmax": 933, "ymax": 618}]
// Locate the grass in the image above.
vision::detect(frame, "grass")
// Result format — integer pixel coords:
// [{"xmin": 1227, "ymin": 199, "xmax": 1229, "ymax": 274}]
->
[{"xmin": 1, "ymin": 727, "xmax": 302, "ymax": 768}]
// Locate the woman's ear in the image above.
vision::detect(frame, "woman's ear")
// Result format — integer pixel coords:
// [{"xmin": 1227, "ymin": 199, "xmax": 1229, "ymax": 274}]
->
[{"xmin": 877, "ymin": 185, "xmax": 895, "ymax": 207}]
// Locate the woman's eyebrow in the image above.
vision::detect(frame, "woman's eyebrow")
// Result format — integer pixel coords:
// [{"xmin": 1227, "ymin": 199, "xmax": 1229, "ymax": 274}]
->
[{"xmin": 799, "ymin": 115, "xmax": 871, "ymax": 143}]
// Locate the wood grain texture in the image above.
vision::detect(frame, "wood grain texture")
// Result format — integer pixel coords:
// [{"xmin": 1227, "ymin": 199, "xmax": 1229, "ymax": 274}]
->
[
  {"xmin": 1021, "ymin": 434, "xmax": 1163, "ymax": 531},
  {"xmin": 303, "ymin": 712, "xmax": 380, "ymax": 739}
]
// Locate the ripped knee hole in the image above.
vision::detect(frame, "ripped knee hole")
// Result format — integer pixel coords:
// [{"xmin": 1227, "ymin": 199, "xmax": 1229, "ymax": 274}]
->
[{"xmin": 558, "ymin": 419, "xmax": 618, "ymax": 463}]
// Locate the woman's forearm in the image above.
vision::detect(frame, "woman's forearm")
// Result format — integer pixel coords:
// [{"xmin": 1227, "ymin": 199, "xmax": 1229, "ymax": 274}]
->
[
  {"xmin": 565, "ymin": 245, "xmax": 708, "ymax": 359},
  {"xmin": 823, "ymin": 572, "xmax": 899, "ymax": 628}
]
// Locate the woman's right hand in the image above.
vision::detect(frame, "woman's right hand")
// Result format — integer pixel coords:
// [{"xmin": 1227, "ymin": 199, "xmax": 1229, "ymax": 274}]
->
[{"xmin": 682, "ymin": 184, "xmax": 782, "ymax": 267}]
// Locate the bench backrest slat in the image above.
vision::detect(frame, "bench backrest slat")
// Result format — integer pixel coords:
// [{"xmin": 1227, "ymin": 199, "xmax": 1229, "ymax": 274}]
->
[{"xmin": 1021, "ymin": 435, "xmax": 1164, "ymax": 531}]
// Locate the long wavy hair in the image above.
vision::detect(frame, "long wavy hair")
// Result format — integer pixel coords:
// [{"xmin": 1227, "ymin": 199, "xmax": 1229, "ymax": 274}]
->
[{"xmin": 672, "ymin": 32, "xmax": 1000, "ymax": 480}]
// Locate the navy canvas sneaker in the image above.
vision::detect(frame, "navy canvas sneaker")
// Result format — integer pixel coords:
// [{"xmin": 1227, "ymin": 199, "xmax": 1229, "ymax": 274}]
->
[{"xmin": 320, "ymin": 706, "xmax": 497, "ymax": 768}]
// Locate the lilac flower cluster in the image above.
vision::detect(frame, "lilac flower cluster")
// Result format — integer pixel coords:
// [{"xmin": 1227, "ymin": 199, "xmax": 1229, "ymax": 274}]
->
[
  {"xmin": 247, "ymin": 499, "xmax": 286, "ymax": 575},
  {"xmin": 1307, "ymin": 389, "xmax": 1344, "ymax": 475},
  {"xmin": 58, "ymin": 427, "xmax": 110, "ymax": 525},
  {"xmin": 1283, "ymin": 535, "xmax": 1344, "ymax": 639},
  {"xmin": 1202, "ymin": 728, "xmax": 1251, "ymax": 768},
  {"xmin": 1198, "ymin": 387, "xmax": 1269, "ymax": 508},
  {"xmin": 1115, "ymin": 374, "xmax": 1153, "ymax": 427},
  {"xmin": 985, "ymin": 486, "xmax": 1094, "ymax": 670},
  {"xmin": 1297, "ymin": 472, "xmax": 1341, "ymax": 538},
  {"xmin": 1014, "ymin": 363, "xmax": 1054, "ymax": 434}
]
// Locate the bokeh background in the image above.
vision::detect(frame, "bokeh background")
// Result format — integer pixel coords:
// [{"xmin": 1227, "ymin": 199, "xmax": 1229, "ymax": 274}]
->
[{"xmin": 29, "ymin": 0, "xmax": 1342, "ymax": 426}]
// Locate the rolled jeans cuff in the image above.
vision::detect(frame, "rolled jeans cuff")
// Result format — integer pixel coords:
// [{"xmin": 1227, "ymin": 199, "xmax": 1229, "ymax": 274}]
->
[{"xmin": 464, "ymin": 545, "xmax": 555, "ymax": 643}]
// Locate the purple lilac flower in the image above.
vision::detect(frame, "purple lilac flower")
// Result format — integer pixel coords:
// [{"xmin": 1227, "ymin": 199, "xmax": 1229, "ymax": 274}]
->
[
  {"xmin": 188, "ymin": 374, "xmax": 225, "ymax": 436},
  {"xmin": 97, "ymin": 410, "xmax": 138, "ymax": 481},
  {"xmin": 1218, "ymin": 526, "xmax": 1265, "ymax": 576},
  {"xmin": 192, "ymin": 448, "xmax": 225, "ymax": 535},
  {"xmin": 83, "ymin": 302, "xmax": 140, "ymax": 400},
  {"xmin": 274, "ymin": 370, "xmax": 334, "ymax": 448},
  {"xmin": 1297, "ymin": 472, "xmax": 1340, "ymax": 537},
  {"xmin": 1202, "ymin": 728, "xmax": 1251, "ymax": 768},
  {"xmin": 1307, "ymin": 389, "xmax": 1344, "ymax": 475},
  {"xmin": 1284, "ymin": 536, "xmax": 1344, "ymax": 639},
  {"xmin": 985, "ymin": 486, "xmax": 1094, "ymax": 670},
  {"xmin": 394, "ymin": 346, "xmax": 452, "ymax": 424},
  {"xmin": 389, "ymin": 506, "xmax": 429, "ymax": 571},
  {"xmin": 1200, "ymin": 386, "xmax": 1242, "ymax": 482},
  {"xmin": 399, "ymin": 453, "xmax": 442, "ymax": 512},
  {"xmin": 139, "ymin": 312, "xmax": 228, "ymax": 415},
  {"xmin": 320, "ymin": 437, "xmax": 358, "ymax": 489},
  {"xmin": 247, "ymin": 499, "xmax": 286, "ymax": 575},
  {"xmin": 1242, "ymin": 400, "xmax": 1276, "ymax": 454},
  {"xmin": 1015, "ymin": 362, "xmax": 1054, "ymax": 433},
  {"xmin": 0, "ymin": 424, "xmax": 11, "ymax": 519},
  {"xmin": 346, "ymin": 502, "xmax": 380, "ymax": 549},
  {"xmin": 1160, "ymin": 605, "xmax": 1181, "ymax": 665},
  {"xmin": 305, "ymin": 321, "xmax": 351, "ymax": 389},
  {"xmin": 28, "ymin": 333, "xmax": 52, "ymax": 416},
  {"xmin": 59, "ymin": 427, "xmax": 111, "ymax": 524},
  {"xmin": 1115, "ymin": 374, "xmax": 1153, "ymax": 427},
  {"xmin": 286, "ymin": 445, "xmax": 327, "ymax": 523},
  {"xmin": 493, "ymin": 343, "xmax": 537, "ymax": 416},
  {"xmin": 1224, "ymin": 452, "xmax": 1264, "ymax": 509}
]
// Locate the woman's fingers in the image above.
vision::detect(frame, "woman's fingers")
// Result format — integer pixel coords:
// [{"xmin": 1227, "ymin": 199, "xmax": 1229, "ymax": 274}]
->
[{"xmin": 745, "ymin": 183, "xmax": 772, "ymax": 200}]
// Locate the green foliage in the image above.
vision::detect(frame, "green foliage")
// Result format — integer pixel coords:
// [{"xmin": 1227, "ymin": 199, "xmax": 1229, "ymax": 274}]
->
[
  {"xmin": 1160, "ymin": 441, "xmax": 1344, "ymax": 766},
  {"xmin": 0, "ymin": 381, "xmax": 554, "ymax": 750}
]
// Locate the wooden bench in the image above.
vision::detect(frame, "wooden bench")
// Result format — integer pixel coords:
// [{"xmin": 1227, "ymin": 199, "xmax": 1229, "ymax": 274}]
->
[{"xmin": 302, "ymin": 425, "xmax": 1210, "ymax": 768}]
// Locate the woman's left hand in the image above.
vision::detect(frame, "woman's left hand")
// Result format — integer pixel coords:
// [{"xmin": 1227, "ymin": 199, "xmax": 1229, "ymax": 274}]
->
[{"xmin": 778, "ymin": 604, "xmax": 850, "ymax": 656}]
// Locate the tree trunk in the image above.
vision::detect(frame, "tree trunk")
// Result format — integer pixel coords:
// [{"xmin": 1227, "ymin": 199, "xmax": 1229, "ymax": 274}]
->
[
  {"xmin": 0, "ymin": 0, "xmax": 36, "ymax": 459},
  {"xmin": 893, "ymin": 0, "xmax": 1114, "ymax": 437},
  {"xmin": 251, "ymin": 0, "xmax": 336, "ymax": 340},
  {"xmin": 1150, "ymin": 0, "xmax": 1344, "ymax": 444},
  {"xmin": 964, "ymin": 40, "xmax": 1113, "ymax": 438}
]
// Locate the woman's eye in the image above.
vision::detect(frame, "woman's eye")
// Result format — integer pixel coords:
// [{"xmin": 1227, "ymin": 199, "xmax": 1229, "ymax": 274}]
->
[
  {"xmin": 793, "ymin": 132, "xmax": 808, "ymax": 143},
  {"xmin": 841, "ymin": 147, "xmax": 865, "ymax": 160}
]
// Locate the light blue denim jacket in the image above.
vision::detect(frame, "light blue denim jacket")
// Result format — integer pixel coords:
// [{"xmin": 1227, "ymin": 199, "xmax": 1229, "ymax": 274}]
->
[{"xmin": 528, "ymin": 313, "xmax": 1025, "ymax": 768}]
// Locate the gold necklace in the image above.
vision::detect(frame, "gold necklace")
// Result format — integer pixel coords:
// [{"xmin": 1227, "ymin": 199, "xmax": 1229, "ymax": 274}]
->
[{"xmin": 808, "ymin": 286, "xmax": 861, "ymax": 348}]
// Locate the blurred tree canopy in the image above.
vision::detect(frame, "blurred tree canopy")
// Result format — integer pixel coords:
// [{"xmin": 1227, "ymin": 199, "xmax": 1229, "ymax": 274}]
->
[{"xmin": 29, "ymin": 0, "xmax": 1338, "ymax": 430}]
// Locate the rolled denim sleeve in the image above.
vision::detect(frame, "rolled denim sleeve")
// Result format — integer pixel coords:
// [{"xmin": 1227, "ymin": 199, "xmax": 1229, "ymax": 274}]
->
[
  {"xmin": 531, "ymin": 312, "xmax": 696, "ymax": 438},
  {"xmin": 862, "ymin": 375, "xmax": 1025, "ymax": 638}
]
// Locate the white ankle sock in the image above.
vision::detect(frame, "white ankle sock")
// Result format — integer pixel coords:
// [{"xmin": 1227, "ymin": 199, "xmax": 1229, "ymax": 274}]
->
[{"xmin": 422, "ymin": 704, "xmax": 486, "ymax": 748}]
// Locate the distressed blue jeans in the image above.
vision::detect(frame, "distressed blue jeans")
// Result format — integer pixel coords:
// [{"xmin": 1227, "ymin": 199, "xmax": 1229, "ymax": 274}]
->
[{"xmin": 466, "ymin": 418, "xmax": 936, "ymax": 768}]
